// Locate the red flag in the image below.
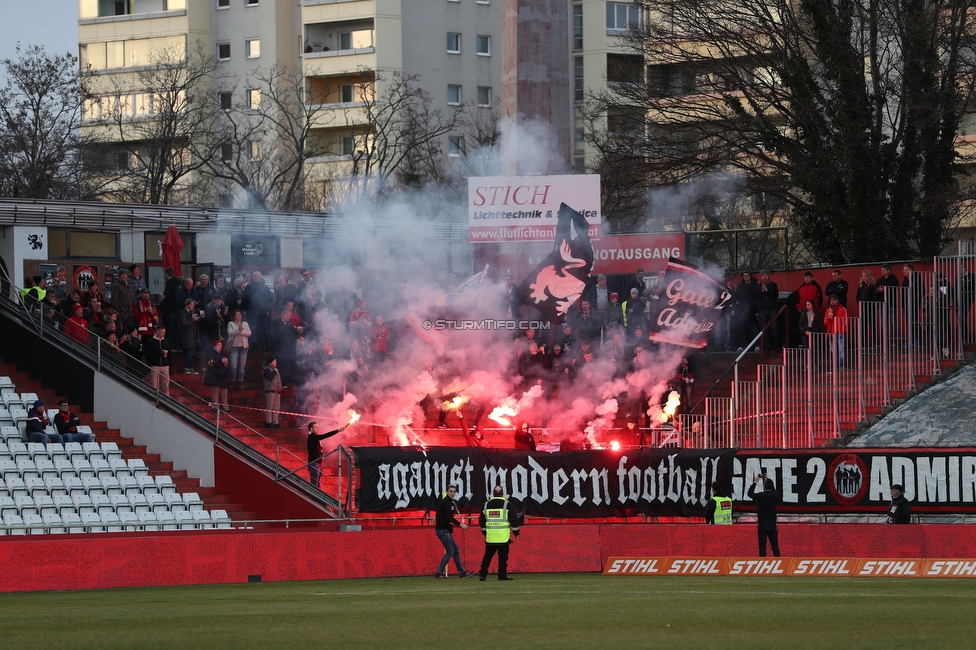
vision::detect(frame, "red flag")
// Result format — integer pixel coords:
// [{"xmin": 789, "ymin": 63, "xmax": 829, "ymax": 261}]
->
[{"xmin": 162, "ymin": 225, "xmax": 184, "ymax": 277}]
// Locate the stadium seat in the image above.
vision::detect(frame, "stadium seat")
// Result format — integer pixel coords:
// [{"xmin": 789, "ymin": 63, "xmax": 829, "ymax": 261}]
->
[
  {"xmin": 19, "ymin": 393, "xmax": 39, "ymax": 410},
  {"xmin": 90, "ymin": 457, "xmax": 112, "ymax": 478},
  {"xmin": 7, "ymin": 441, "xmax": 27, "ymax": 460},
  {"xmin": 5, "ymin": 475, "xmax": 27, "ymax": 497},
  {"xmin": 80, "ymin": 511, "xmax": 103, "ymax": 532},
  {"xmin": 101, "ymin": 511, "xmax": 123, "ymax": 532},
  {"xmin": 81, "ymin": 475, "xmax": 101, "ymax": 494},
  {"xmin": 76, "ymin": 426, "xmax": 94, "ymax": 440},
  {"xmin": 137, "ymin": 475, "xmax": 158, "ymax": 496},
  {"xmin": 35, "ymin": 457, "xmax": 57, "ymax": 479},
  {"xmin": 0, "ymin": 494, "xmax": 17, "ymax": 518},
  {"xmin": 0, "ymin": 411, "xmax": 10, "ymax": 426},
  {"xmin": 0, "ymin": 458, "xmax": 17, "ymax": 480},
  {"xmin": 164, "ymin": 492, "xmax": 186, "ymax": 513},
  {"xmin": 63, "ymin": 475, "xmax": 84, "ymax": 497},
  {"xmin": 33, "ymin": 493, "xmax": 56, "ymax": 516},
  {"xmin": 110, "ymin": 458, "xmax": 130, "ymax": 480},
  {"xmin": 118, "ymin": 510, "xmax": 138, "ymax": 531},
  {"xmin": 0, "ymin": 426, "xmax": 17, "ymax": 443},
  {"xmin": 3, "ymin": 512, "xmax": 26, "ymax": 535},
  {"xmin": 23, "ymin": 512, "xmax": 44, "ymax": 534},
  {"xmin": 47, "ymin": 443, "xmax": 67, "ymax": 461},
  {"xmin": 137, "ymin": 511, "xmax": 159, "ymax": 531},
  {"xmin": 1, "ymin": 393, "xmax": 20, "ymax": 409},
  {"xmin": 81, "ymin": 442, "xmax": 101, "ymax": 459},
  {"xmin": 129, "ymin": 493, "xmax": 149, "ymax": 514},
  {"xmin": 44, "ymin": 475, "xmax": 67, "ymax": 497},
  {"xmin": 61, "ymin": 510, "xmax": 84, "ymax": 533},
  {"xmin": 72, "ymin": 458, "xmax": 94, "ymax": 479},
  {"xmin": 14, "ymin": 493, "xmax": 35, "ymax": 512},
  {"xmin": 156, "ymin": 510, "xmax": 177, "ymax": 530},
  {"xmin": 9, "ymin": 408, "xmax": 28, "ymax": 424},
  {"xmin": 53, "ymin": 457, "xmax": 73, "ymax": 475},
  {"xmin": 127, "ymin": 458, "xmax": 149, "ymax": 477},
  {"xmin": 42, "ymin": 511, "xmax": 65, "ymax": 534},
  {"xmin": 100, "ymin": 442, "xmax": 121, "ymax": 462},
  {"xmin": 91, "ymin": 493, "xmax": 113, "ymax": 515},
  {"xmin": 100, "ymin": 476, "xmax": 122, "ymax": 496},
  {"xmin": 191, "ymin": 510, "xmax": 213, "ymax": 529},
  {"xmin": 155, "ymin": 475, "xmax": 176, "ymax": 495},
  {"xmin": 15, "ymin": 458, "xmax": 36, "ymax": 475},
  {"xmin": 110, "ymin": 493, "xmax": 131, "ymax": 514},
  {"xmin": 210, "ymin": 509, "xmax": 233, "ymax": 529},
  {"xmin": 72, "ymin": 494, "xmax": 94, "ymax": 515},
  {"xmin": 0, "ymin": 376, "xmax": 14, "ymax": 394},
  {"xmin": 183, "ymin": 492, "xmax": 204, "ymax": 512},
  {"xmin": 149, "ymin": 494, "xmax": 168, "ymax": 515},
  {"xmin": 26, "ymin": 442, "xmax": 47, "ymax": 459},
  {"xmin": 174, "ymin": 510, "xmax": 196, "ymax": 530},
  {"xmin": 63, "ymin": 442, "xmax": 85, "ymax": 461},
  {"xmin": 23, "ymin": 475, "xmax": 45, "ymax": 494},
  {"xmin": 52, "ymin": 493, "xmax": 74, "ymax": 512},
  {"xmin": 119, "ymin": 475, "xmax": 139, "ymax": 497}
]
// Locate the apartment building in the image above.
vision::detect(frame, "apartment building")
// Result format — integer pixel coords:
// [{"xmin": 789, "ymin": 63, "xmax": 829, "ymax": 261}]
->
[{"xmin": 78, "ymin": 0, "xmax": 503, "ymax": 207}]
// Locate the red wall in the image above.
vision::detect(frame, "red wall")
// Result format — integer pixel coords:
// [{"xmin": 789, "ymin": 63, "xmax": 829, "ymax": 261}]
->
[{"xmin": 1, "ymin": 523, "xmax": 974, "ymax": 592}]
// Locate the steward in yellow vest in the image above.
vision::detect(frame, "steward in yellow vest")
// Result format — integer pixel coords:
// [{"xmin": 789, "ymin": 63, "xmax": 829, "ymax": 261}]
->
[
  {"xmin": 706, "ymin": 481, "xmax": 733, "ymax": 525},
  {"xmin": 478, "ymin": 485, "xmax": 521, "ymax": 581}
]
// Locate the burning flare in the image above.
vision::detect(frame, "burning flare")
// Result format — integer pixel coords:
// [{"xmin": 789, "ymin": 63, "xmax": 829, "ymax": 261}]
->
[
  {"xmin": 488, "ymin": 404, "xmax": 517, "ymax": 427},
  {"xmin": 442, "ymin": 394, "xmax": 469, "ymax": 412},
  {"xmin": 347, "ymin": 410, "xmax": 361, "ymax": 426},
  {"xmin": 488, "ymin": 385, "xmax": 544, "ymax": 427},
  {"xmin": 660, "ymin": 391, "xmax": 681, "ymax": 423}
]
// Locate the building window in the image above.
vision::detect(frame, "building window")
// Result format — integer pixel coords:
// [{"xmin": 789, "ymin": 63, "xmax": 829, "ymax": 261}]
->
[
  {"xmin": 340, "ymin": 84, "xmax": 354, "ymax": 103},
  {"xmin": 447, "ymin": 33, "xmax": 461, "ymax": 54},
  {"xmin": 217, "ymin": 42, "xmax": 231, "ymax": 60},
  {"xmin": 476, "ymin": 0, "xmax": 490, "ymax": 4},
  {"xmin": 447, "ymin": 84, "xmax": 461, "ymax": 105},
  {"xmin": 221, "ymin": 144, "xmax": 233, "ymax": 163},
  {"xmin": 249, "ymin": 140, "xmax": 262, "ymax": 160},
  {"xmin": 573, "ymin": 3, "xmax": 583, "ymax": 51},
  {"xmin": 245, "ymin": 0, "xmax": 258, "ymax": 5},
  {"xmin": 115, "ymin": 151, "xmax": 131, "ymax": 170},
  {"xmin": 217, "ymin": 0, "xmax": 229, "ymax": 7},
  {"xmin": 341, "ymin": 136, "xmax": 355, "ymax": 156},
  {"xmin": 48, "ymin": 230, "xmax": 119, "ymax": 259},
  {"xmin": 219, "ymin": 92, "xmax": 232, "ymax": 110},
  {"xmin": 574, "ymin": 56, "xmax": 584, "ymax": 102},
  {"xmin": 476, "ymin": 35, "xmax": 491, "ymax": 56},
  {"xmin": 606, "ymin": 2, "xmax": 641, "ymax": 31},
  {"xmin": 448, "ymin": 136, "xmax": 464, "ymax": 157},
  {"xmin": 245, "ymin": 39, "xmax": 260, "ymax": 59},
  {"xmin": 477, "ymin": 86, "xmax": 491, "ymax": 107},
  {"xmin": 248, "ymin": 89, "xmax": 261, "ymax": 109}
]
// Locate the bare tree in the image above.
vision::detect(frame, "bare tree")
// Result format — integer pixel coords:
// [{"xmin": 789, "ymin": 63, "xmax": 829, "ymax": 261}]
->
[
  {"xmin": 207, "ymin": 64, "xmax": 337, "ymax": 210},
  {"xmin": 587, "ymin": 0, "xmax": 976, "ymax": 262},
  {"xmin": 98, "ymin": 44, "xmax": 218, "ymax": 205},
  {"xmin": 0, "ymin": 45, "xmax": 90, "ymax": 199}
]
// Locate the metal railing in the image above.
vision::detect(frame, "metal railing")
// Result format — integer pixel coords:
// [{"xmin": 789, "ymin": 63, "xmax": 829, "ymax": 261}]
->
[{"xmin": 0, "ymin": 282, "xmax": 349, "ymax": 516}]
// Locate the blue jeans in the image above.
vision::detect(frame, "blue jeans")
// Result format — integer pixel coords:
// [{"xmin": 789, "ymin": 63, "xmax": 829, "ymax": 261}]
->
[
  {"xmin": 436, "ymin": 528, "xmax": 465, "ymax": 575},
  {"xmin": 62, "ymin": 432, "xmax": 95, "ymax": 443},
  {"xmin": 228, "ymin": 347, "xmax": 248, "ymax": 382},
  {"xmin": 27, "ymin": 431, "xmax": 63, "ymax": 446}
]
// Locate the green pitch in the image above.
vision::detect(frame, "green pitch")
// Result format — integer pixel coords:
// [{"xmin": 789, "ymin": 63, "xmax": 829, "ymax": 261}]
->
[{"xmin": 2, "ymin": 573, "xmax": 973, "ymax": 648}]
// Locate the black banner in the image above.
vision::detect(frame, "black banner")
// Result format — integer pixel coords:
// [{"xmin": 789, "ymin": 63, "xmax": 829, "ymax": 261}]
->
[
  {"xmin": 734, "ymin": 449, "xmax": 976, "ymax": 513},
  {"xmin": 648, "ymin": 258, "xmax": 732, "ymax": 349},
  {"xmin": 352, "ymin": 447, "xmax": 734, "ymax": 517}
]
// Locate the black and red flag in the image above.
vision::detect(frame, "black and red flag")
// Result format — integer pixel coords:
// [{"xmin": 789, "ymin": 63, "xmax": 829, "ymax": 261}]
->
[
  {"xmin": 648, "ymin": 258, "xmax": 732, "ymax": 348},
  {"xmin": 515, "ymin": 203, "xmax": 594, "ymax": 322}
]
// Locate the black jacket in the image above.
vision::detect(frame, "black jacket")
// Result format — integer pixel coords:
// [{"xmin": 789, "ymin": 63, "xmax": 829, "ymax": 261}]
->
[
  {"xmin": 307, "ymin": 428, "xmax": 342, "ymax": 463},
  {"xmin": 887, "ymin": 495, "xmax": 912, "ymax": 524},
  {"xmin": 435, "ymin": 493, "xmax": 463, "ymax": 531},
  {"xmin": 143, "ymin": 335, "xmax": 172, "ymax": 367},
  {"xmin": 747, "ymin": 483, "xmax": 781, "ymax": 530},
  {"xmin": 54, "ymin": 411, "xmax": 82, "ymax": 435}
]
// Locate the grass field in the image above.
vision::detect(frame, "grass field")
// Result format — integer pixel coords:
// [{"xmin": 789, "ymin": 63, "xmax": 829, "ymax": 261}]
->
[{"xmin": 2, "ymin": 573, "xmax": 974, "ymax": 648}]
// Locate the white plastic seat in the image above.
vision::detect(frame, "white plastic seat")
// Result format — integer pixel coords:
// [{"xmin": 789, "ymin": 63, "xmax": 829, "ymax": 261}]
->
[
  {"xmin": 23, "ymin": 512, "xmax": 44, "ymax": 534},
  {"xmin": 138, "ymin": 475, "xmax": 159, "ymax": 496},
  {"xmin": 23, "ymin": 474, "xmax": 45, "ymax": 492},
  {"xmin": 42, "ymin": 511, "xmax": 65, "ymax": 534},
  {"xmin": 47, "ymin": 442, "xmax": 67, "ymax": 460},
  {"xmin": 81, "ymin": 475, "xmax": 101, "ymax": 494},
  {"xmin": 61, "ymin": 510, "xmax": 84, "ymax": 533},
  {"xmin": 14, "ymin": 493, "xmax": 34, "ymax": 511},
  {"xmin": 76, "ymin": 425, "xmax": 94, "ymax": 439},
  {"xmin": 19, "ymin": 393, "xmax": 39, "ymax": 410},
  {"xmin": 63, "ymin": 475, "xmax": 84, "ymax": 496},
  {"xmin": 174, "ymin": 510, "xmax": 196, "ymax": 530},
  {"xmin": 15, "ymin": 458, "xmax": 36, "ymax": 475},
  {"xmin": 119, "ymin": 475, "xmax": 140, "ymax": 497},
  {"xmin": 44, "ymin": 475, "xmax": 67, "ymax": 497},
  {"xmin": 183, "ymin": 492, "xmax": 204, "ymax": 512},
  {"xmin": 81, "ymin": 442, "xmax": 101, "ymax": 459},
  {"xmin": 35, "ymin": 457, "xmax": 57, "ymax": 479},
  {"xmin": 0, "ymin": 426, "xmax": 19, "ymax": 442},
  {"xmin": 100, "ymin": 510, "xmax": 123, "ymax": 532},
  {"xmin": 9, "ymin": 408, "xmax": 28, "ymax": 424},
  {"xmin": 191, "ymin": 510, "xmax": 214, "ymax": 529},
  {"xmin": 72, "ymin": 458, "xmax": 94, "ymax": 478},
  {"xmin": 63, "ymin": 442, "xmax": 85, "ymax": 461},
  {"xmin": 110, "ymin": 493, "xmax": 131, "ymax": 514},
  {"xmin": 0, "ymin": 494, "xmax": 17, "ymax": 518},
  {"xmin": 127, "ymin": 458, "xmax": 149, "ymax": 477},
  {"xmin": 90, "ymin": 457, "xmax": 112, "ymax": 478},
  {"xmin": 1, "ymin": 393, "xmax": 20, "ymax": 409},
  {"xmin": 156, "ymin": 510, "xmax": 177, "ymax": 530},
  {"xmin": 53, "ymin": 458, "xmax": 74, "ymax": 475},
  {"xmin": 0, "ymin": 376, "xmax": 14, "ymax": 393},
  {"xmin": 80, "ymin": 511, "xmax": 103, "ymax": 532},
  {"xmin": 7, "ymin": 440, "xmax": 28, "ymax": 459},
  {"xmin": 129, "ymin": 493, "xmax": 149, "ymax": 514},
  {"xmin": 5, "ymin": 474, "xmax": 27, "ymax": 493},
  {"xmin": 91, "ymin": 493, "xmax": 112, "ymax": 514},
  {"xmin": 3, "ymin": 512, "xmax": 26, "ymax": 535},
  {"xmin": 71, "ymin": 493, "xmax": 94, "ymax": 514},
  {"xmin": 26, "ymin": 442, "xmax": 48, "ymax": 459},
  {"xmin": 100, "ymin": 442, "xmax": 121, "ymax": 462},
  {"xmin": 33, "ymin": 493, "xmax": 56, "ymax": 515},
  {"xmin": 210, "ymin": 509, "xmax": 233, "ymax": 529},
  {"xmin": 146, "ymin": 492, "xmax": 165, "ymax": 511},
  {"xmin": 137, "ymin": 510, "xmax": 159, "ymax": 531},
  {"xmin": 118, "ymin": 510, "xmax": 139, "ymax": 531},
  {"xmin": 154, "ymin": 475, "xmax": 176, "ymax": 495},
  {"xmin": 53, "ymin": 493, "xmax": 74, "ymax": 511},
  {"xmin": 164, "ymin": 492, "xmax": 187, "ymax": 513},
  {"xmin": 0, "ymin": 458, "xmax": 17, "ymax": 478},
  {"xmin": 100, "ymin": 475, "xmax": 122, "ymax": 496}
]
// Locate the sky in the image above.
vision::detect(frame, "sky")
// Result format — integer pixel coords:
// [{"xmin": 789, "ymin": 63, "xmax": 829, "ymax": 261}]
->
[{"xmin": 0, "ymin": 0, "xmax": 79, "ymax": 63}]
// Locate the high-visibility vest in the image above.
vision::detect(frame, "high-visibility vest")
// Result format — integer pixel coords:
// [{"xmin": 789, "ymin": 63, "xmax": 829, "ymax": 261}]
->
[
  {"xmin": 711, "ymin": 496, "xmax": 733, "ymax": 524},
  {"xmin": 35, "ymin": 287, "xmax": 46, "ymax": 301},
  {"xmin": 483, "ymin": 497, "xmax": 511, "ymax": 543}
]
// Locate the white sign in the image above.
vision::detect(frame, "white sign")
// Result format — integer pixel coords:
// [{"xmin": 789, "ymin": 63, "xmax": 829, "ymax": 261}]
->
[{"xmin": 468, "ymin": 174, "xmax": 602, "ymax": 243}]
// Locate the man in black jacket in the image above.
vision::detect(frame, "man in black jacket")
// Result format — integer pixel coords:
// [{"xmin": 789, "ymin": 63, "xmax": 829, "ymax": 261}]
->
[
  {"xmin": 433, "ymin": 486, "xmax": 474, "ymax": 579},
  {"xmin": 747, "ymin": 474, "xmax": 781, "ymax": 557},
  {"xmin": 306, "ymin": 421, "xmax": 346, "ymax": 488},
  {"xmin": 887, "ymin": 484, "xmax": 912, "ymax": 524}
]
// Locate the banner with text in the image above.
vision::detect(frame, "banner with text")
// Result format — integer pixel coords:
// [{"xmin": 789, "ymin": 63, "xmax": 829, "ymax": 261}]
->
[
  {"xmin": 647, "ymin": 258, "xmax": 732, "ymax": 349},
  {"xmin": 603, "ymin": 557, "xmax": 976, "ymax": 578},
  {"xmin": 732, "ymin": 449, "xmax": 976, "ymax": 513},
  {"xmin": 352, "ymin": 447, "xmax": 734, "ymax": 517},
  {"xmin": 468, "ymin": 174, "xmax": 602, "ymax": 243}
]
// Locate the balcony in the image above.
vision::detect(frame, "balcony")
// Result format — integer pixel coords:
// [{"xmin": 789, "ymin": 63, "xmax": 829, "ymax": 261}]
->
[
  {"xmin": 79, "ymin": 0, "xmax": 187, "ymax": 23},
  {"xmin": 303, "ymin": 50, "xmax": 376, "ymax": 78}
]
